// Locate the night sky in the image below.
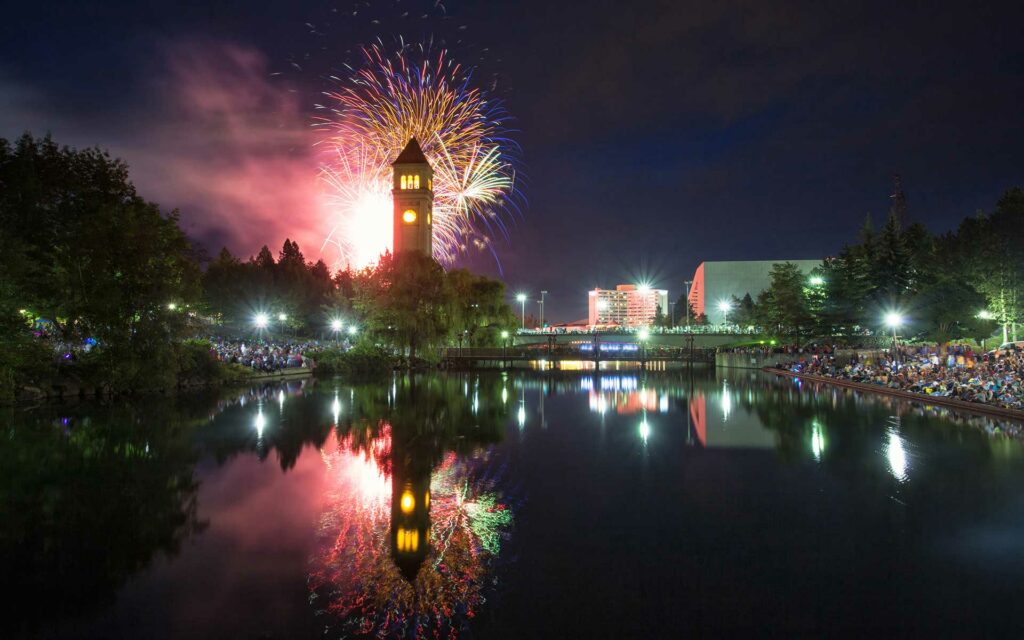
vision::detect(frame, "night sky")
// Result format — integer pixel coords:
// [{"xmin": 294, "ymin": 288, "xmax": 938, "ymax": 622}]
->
[{"xmin": 3, "ymin": 0, "xmax": 1023, "ymax": 321}]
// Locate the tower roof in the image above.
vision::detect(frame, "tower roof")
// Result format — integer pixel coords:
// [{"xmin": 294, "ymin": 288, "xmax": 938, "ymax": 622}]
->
[{"xmin": 392, "ymin": 137, "xmax": 429, "ymax": 165}]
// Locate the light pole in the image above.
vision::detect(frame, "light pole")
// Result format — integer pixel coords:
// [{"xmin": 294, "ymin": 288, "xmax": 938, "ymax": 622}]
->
[
  {"xmin": 718, "ymin": 300, "xmax": 732, "ymax": 331},
  {"xmin": 638, "ymin": 328, "xmax": 650, "ymax": 366},
  {"xmin": 516, "ymin": 293, "xmax": 527, "ymax": 329},
  {"xmin": 540, "ymin": 290, "xmax": 548, "ymax": 328},
  {"xmin": 501, "ymin": 330, "xmax": 510, "ymax": 363},
  {"xmin": 978, "ymin": 310, "xmax": 995, "ymax": 350},
  {"xmin": 330, "ymin": 318, "xmax": 342, "ymax": 344},
  {"xmin": 669, "ymin": 301, "xmax": 676, "ymax": 329},
  {"xmin": 885, "ymin": 312, "xmax": 903, "ymax": 361},
  {"xmin": 684, "ymin": 280, "xmax": 693, "ymax": 327}
]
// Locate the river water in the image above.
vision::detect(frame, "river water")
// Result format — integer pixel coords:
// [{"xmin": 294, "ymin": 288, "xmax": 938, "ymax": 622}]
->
[{"xmin": 4, "ymin": 369, "xmax": 1024, "ymax": 638}]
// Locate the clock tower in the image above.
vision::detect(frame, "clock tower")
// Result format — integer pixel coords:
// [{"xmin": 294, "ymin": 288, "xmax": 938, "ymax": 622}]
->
[{"xmin": 391, "ymin": 138, "xmax": 434, "ymax": 257}]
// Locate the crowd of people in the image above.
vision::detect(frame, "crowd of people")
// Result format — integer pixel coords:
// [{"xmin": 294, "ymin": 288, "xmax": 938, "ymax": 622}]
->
[
  {"xmin": 719, "ymin": 343, "xmax": 850, "ymax": 356},
  {"xmin": 209, "ymin": 339, "xmax": 320, "ymax": 372},
  {"xmin": 779, "ymin": 344, "xmax": 1024, "ymax": 412}
]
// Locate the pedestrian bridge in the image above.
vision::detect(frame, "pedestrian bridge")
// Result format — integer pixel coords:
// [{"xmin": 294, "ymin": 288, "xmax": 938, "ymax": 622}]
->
[
  {"xmin": 441, "ymin": 343, "xmax": 716, "ymax": 367},
  {"xmin": 510, "ymin": 331, "xmax": 744, "ymax": 350}
]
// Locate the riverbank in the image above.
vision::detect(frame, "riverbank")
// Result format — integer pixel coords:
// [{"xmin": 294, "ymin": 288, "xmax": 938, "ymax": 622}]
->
[
  {"xmin": 11, "ymin": 365, "xmax": 314, "ymax": 405},
  {"xmin": 766, "ymin": 367, "xmax": 1024, "ymax": 422}
]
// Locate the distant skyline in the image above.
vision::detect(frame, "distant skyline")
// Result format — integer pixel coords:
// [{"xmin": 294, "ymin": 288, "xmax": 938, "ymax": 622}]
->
[{"xmin": 3, "ymin": 0, "xmax": 1023, "ymax": 321}]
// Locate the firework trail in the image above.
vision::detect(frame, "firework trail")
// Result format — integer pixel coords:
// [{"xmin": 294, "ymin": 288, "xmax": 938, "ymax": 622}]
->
[{"xmin": 317, "ymin": 43, "xmax": 519, "ymax": 269}]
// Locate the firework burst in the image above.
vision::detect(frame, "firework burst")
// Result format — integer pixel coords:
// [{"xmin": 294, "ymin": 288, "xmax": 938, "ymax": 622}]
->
[{"xmin": 317, "ymin": 43, "xmax": 519, "ymax": 269}]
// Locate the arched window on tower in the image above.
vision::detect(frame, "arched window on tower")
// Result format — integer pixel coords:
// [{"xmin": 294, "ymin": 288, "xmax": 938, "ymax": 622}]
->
[
  {"xmin": 413, "ymin": 175, "xmax": 420, "ymax": 189},
  {"xmin": 400, "ymin": 175, "xmax": 407, "ymax": 189}
]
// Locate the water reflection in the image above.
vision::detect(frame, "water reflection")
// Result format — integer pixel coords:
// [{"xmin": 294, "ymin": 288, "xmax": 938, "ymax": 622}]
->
[
  {"xmin": 308, "ymin": 375, "xmax": 513, "ymax": 638},
  {"xmin": 886, "ymin": 420, "xmax": 910, "ymax": 482},
  {"xmin": 5, "ymin": 369, "xmax": 1024, "ymax": 638}
]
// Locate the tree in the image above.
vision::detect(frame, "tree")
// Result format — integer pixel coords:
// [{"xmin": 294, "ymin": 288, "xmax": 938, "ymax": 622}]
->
[
  {"xmin": 354, "ymin": 253, "xmax": 451, "ymax": 362},
  {"xmin": 730, "ymin": 293, "xmax": 757, "ymax": 328},
  {"xmin": 952, "ymin": 189, "xmax": 1024, "ymax": 343},
  {"xmin": 652, "ymin": 304, "xmax": 669, "ymax": 328},
  {"xmin": 756, "ymin": 263, "xmax": 812, "ymax": 337},
  {"xmin": 0, "ymin": 134, "xmax": 201, "ymax": 390},
  {"xmin": 446, "ymin": 269, "xmax": 516, "ymax": 346}
]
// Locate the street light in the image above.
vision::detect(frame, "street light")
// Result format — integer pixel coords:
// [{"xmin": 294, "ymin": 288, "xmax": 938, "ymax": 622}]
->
[
  {"xmin": 254, "ymin": 313, "xmax": 269, "ymax": 329},
  {"xmin": 347, "ymin": 325, "xmax": 358, "ymax": 336},
  {"xmin": 278, "ymin": 312, "xmax": 288, "ymax": 322},
  {"xmin": 516, "ymin": 293, "xmax": 527, "ymax": 329},
  {"xmin": 977, "ymin": 310, "xmax": 995, "ymax": 349},
  {"xmin": 718, "ymin": 300, "xmax": 733, "ymax": 328},
  {"xmin": 683, "ymin": 280, "xmax": 693, "ymax": 327},
  {"xmin": 638, "ymin": 328, "xmax": 650, "ymax": 363},
  {"xmin": 884, "ymin": 312, "xmax": 903, "ymax": 354},
  {"xmin": 167, "ymin": 302, "xmax": 177, "ymax": 311},
  {"xmin": 501, "ymin": 330, "xmax": 510, "ymax": 361},
  {"xmin": 809, "ymin": 275, "xmax": 825, "ymax": 286},
  {"xmin": 330, "ymin": 319, "xmax": 343, "ymax": 332}
]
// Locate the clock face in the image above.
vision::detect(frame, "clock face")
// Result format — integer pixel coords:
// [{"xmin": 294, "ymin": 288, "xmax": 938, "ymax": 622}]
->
[{"xmin": 402, "ymin": 209, "xmax": 417, "ymax": 223}]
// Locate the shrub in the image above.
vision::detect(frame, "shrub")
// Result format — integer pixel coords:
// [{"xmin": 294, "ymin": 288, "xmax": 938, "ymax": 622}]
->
[{"xmin": 311, "ymin": 343, "xmax": 397, "ymax": 376}]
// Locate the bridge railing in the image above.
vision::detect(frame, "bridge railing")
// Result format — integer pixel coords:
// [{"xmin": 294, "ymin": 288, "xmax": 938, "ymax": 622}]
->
[
  {"xmin": 441, "ymin": 347, "xmax": 715, "ymax": 361},
  {"xmin": 515, "ymin": 326, "xmax": 761, "ymax": 336}
]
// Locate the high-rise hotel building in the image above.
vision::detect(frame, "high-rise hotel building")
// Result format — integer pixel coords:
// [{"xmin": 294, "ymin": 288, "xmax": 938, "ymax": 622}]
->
[{"xmin": 588, "ymin": 285, "xmax": 668, "ymax": 328}]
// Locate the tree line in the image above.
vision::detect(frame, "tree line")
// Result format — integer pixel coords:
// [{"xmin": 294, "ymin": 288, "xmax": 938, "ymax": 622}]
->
[
  {"xmin": 722, "ymin": 188, "xmax": 1024, "ymax": 347},
  {"xmin": 0, "ymin": 134, "xmax": 515, "ymax": 397},
  {"xmin": 204, "ymin": 244, "xmax": 516, "ymax": 360}
]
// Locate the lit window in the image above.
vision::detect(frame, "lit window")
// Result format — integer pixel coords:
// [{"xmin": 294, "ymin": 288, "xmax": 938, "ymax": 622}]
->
[
  {"xmin": 427, "ymin": 212, "xmax": 431, "ymax": 224},
  {"xmin": 402, "ymin": 209, "xmax": 417, "ymax": 223},
  {"xmin": 428, "ymin": 178, "xmax": 432, "ymax": 190},
  {"xmin": 413, "ymin": 175, "xmax": 420, "ymax": 189},
  {"xmin": 396, "ymin": 527, "xmax": 418, "ymax": 552},
  {"xmin": 400, "ymin": 489, "xmax": 415, "ymax": 514},
  {"xmin": 400, "ymin": 175, "xmax": 407, "ymax": 189}
]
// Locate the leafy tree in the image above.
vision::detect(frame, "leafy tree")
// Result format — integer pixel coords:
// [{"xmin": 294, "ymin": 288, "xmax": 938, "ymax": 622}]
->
[
  {"xmin": 354, "ymin": 252, "xmax": 451, "ymax": 362},
  {"xmin": 952, "ymin": 189, "xmax": 1024, "ymax": 343},
  {"xmin": 729, "ymin": 293, "xmax": 757, "ymax": 327},
  {"xmin": 0, "ymin": 133, "xmax": 201, "ymax": 391},
  {"xmin": 755, "ymin": 262, "xmax": 812, "ymax": 337}
]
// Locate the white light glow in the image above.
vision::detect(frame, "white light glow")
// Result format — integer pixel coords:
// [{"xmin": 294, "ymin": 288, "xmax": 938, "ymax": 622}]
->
[
  {"xmin": 886, "ymin": 429, "xmax": 908, "ymax": 482},
  {"xmin": 811, "ymin": 421, "xmax": 825, "ymax": 461},
  {"xmin": 639, "ymin": 419, "xmax": 651, "ymax": 443}
]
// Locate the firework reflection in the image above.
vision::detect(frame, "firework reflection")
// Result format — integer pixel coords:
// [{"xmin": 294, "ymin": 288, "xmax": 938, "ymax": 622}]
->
[{"xmin": 310, "ymin": 375, "xmax": 513, "ymax": 638}]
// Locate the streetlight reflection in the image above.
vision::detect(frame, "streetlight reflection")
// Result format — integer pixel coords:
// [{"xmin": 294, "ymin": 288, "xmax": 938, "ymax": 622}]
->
[
  {"xmin": 811, "ymin": 421, "xmax": 826, "ymax": 462},
  {"xmin": 886, "ymin": 428, "xmax": 909, "ymax": 482}
]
